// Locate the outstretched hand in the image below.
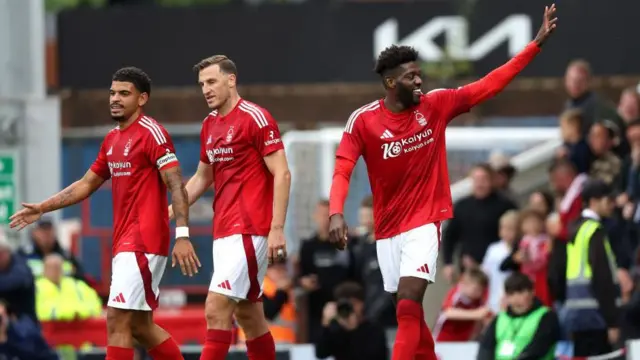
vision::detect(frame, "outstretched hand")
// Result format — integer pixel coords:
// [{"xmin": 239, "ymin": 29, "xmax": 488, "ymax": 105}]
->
[
  {"xmin": 534, "ymin": 4, "xmax": 558, "ymax": 47},
  {"xmin": 9, "ymin": 203, "xmax": 43, "ymax": 230}
]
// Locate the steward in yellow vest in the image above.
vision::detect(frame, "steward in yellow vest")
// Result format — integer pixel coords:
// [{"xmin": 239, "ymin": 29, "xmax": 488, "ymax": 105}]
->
[
  {"xmin": 35, "ymin": 254, "xmax": 102, "ymax": 321},
  {"xmin": 564, "ymin": 179, "xmax": 621, "ymax": 357}
]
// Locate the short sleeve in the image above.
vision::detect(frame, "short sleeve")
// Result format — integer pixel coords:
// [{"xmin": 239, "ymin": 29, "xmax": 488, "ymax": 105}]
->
[
  {"xmin": 335, "ymin": 115, "xmax": 364, "ymax": 162},
  {"xmin": 142, "ymin": 121, "xmax": 179, "ymax": 171},
  {"xmin": 425, "ymin": 88, "xmax": 472, "ymax": 121},
  {"xmin": 90, "ymin": 140, "xmax": 111, "ymax": 180},
  {"xmin": 199, "ymin": 121, "xmax": 209, "ymax": 164},
  {"xmin": 250, "ymin": 109, "xmax": 284, "ymax": 157}
]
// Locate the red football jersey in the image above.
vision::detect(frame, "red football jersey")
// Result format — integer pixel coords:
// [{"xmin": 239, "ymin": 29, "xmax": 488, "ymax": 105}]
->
[
  {"xmin": 336, "ymin": 91, "xmax": 471, "ymax": 239},
  {"xmin": 199, "ymin": 99, "xmax": 284, "ymax": 239},
  {"xmin": 90, "ymin": 114, "xmax": 179, "ymax": 256},
  {"xmin": 433, "ymin": 283, "xmax": 488, "ymax": 342}
]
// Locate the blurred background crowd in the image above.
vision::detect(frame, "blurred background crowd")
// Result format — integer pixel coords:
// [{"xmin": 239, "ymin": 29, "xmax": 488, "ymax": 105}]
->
[{"xmin": 2, "ymin": 0, "xmax": 640, "ymax": 359}]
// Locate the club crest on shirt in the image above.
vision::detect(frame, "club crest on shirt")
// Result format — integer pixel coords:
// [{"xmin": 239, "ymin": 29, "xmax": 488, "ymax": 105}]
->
[
  {"xmin": 226, "ymin": 126, "xmax": 234, "ymax": 143},
  {"xmin": 123, "ymin": 138, "xmax": 132, "ymax": 156},
  {"xmin": 414, "ymin": 111, "xmax": 427, "ymax": 127}
]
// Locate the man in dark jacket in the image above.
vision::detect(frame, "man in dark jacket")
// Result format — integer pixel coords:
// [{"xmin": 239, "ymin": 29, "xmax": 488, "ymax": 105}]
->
[
  {"xmin": 0, "ymin": 238, "xmax": 36, "ymax": 322},
  {"xmin": 443, "ymin": 163, "xmax": 517, "ymax": 282},
  {"xmin": 477, "ymin": 273, "xmax": 560, "ymax": 360},
  {"xmin": 0, "ymin": 300, "xmax": 58, "ymax": 360}
]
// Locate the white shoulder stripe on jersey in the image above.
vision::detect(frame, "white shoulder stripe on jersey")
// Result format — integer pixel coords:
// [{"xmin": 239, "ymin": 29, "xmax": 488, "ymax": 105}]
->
[
  {"xmin": 238, "ymin": 102, "xmax": 268, "ymax": 128},
  {"xmin": 345, "ymin": 101, "xmax": 379, "ymax": 134},
  {"xmin": 140, "ymin": 116, "xmax": 167, "ymax": 145}
]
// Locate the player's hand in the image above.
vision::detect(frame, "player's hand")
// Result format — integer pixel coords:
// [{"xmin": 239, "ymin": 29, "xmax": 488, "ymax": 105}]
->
[
  {"xmin": 329, "ymin": 214, "xmax": 348, "ymax": 250},
  {"xmin": 322, "ymin": 302, "xmax": 337, "ymax": 326},
  {"xmin": 171, "ymin": 238, "xmax": 201, "ymax": 277},
  {"xmin": 168, "ymin": 205, "xmax": 175, "ymax": 220},
  {"xmin": 9, "ymin": 203, "xmax": 44, "ymax": 230},
  {"xmin": 533, "ymin": 4, "xmax": 558, "ymax": 47},
  {"xmin": 268, "ymin": 226, "xmax": 287, "ymax": 265}
]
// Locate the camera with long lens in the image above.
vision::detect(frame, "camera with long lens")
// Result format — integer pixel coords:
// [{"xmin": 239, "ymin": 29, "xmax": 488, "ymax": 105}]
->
[{"xmin": 336, "ymin": 298, "xmax": 354, "ymax": 318}]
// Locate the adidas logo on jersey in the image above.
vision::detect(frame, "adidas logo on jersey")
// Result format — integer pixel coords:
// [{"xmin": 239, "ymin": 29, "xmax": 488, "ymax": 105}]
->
[
  {"xmin": 380, "ymin": 130, "xmax": 394, "ymax": 139},
  {"xmin": 217, "ymin": 280, "xmax": 232, "ymax": 290},
  {"xmin": 111, "ymin": 293, "xmax": 126, "ymax": 303},
  {"xmin": 106, "ymin": 146, "xmax": 113, "ymax": 156}
]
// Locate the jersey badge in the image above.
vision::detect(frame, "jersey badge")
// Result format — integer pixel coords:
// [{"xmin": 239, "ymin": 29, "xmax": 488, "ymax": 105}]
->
[
  {"xmin": 414, "ymin": 111, "xmax": 427, "ymax": 126},
  {"xmin": 123, "ymin": 138, "xmax": 132, "ymax": 156},
  {"xmin": 226, "ymin": 126, "xmax": 234, "ymax": 143}
]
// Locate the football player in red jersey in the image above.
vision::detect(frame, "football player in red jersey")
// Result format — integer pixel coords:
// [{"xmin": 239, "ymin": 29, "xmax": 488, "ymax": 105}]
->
[
  {"xmin": 10, "ymin": 67, "xmax": 199, "ymax": 360},
  {"xmin": 171, "ymin": 55, "xmax": 291, "ymax": 360},
  {"xmin": 328, "ymin": 5, "xmax": 557, "ymax": 360}
]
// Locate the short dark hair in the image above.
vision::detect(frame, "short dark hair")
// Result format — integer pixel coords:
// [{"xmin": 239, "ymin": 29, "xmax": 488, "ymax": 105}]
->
[
  {"xmin": 581, "ymin": 178, "xmax": 614, "ymax": 203},
  {"xmin": 334, "ymin": 281, "xmax": 365, "ymax": 301},
  {"xmin": 193, "ymin": 55, "xmax": 238, "ymax": 76},
  {"xmin": 463, "ymin": 268, "xmax": 489, "ymax": 288},
  {"xmin": 591, "ymin": 121, "xmax": 617, "ymax": 140},
  {"xmin": 374, "ymin": 45, "xmax": 419, "ymax": 77},
  {"xmin": 112, "ymin": 67, "xmax": 152, "ymax": 96},
  {"xmin": 504, "ymin": 272, "xmax": 534, "ymax": 294},
  {"xmin": 317, "ymin": 198, "xmax": 330, "ymax": 207},
  {"xmin": 548, "ymin": 158, "xmax": 577, "ymax": 174},
  {"xmin": 361, "ymin": 195, "xmax": 373, "ymax": 208}
]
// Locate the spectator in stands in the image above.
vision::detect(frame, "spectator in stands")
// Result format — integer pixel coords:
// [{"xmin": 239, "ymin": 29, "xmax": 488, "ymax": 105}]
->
[
  {"xmin": 548, "ymin": 159, "xmax": 587, "ymax": 303},
  {"xmin": 477, "ymin": 273, "xmax": 560, "ymax": 360},
  {"xmin": 563, "ymin": 59, "xmax": 622, "ymax": 136},
  {"xmin": 588, "ymin": 121, "xmax": 622, "ymax": 185},
  {"xmin": 503, "ymin": 209, "xmax": 552, "ymax": 306},
  {"xmin": 489, "ymin": 152, "xmax": 518, "ymax": 203},
  {"xmin": 352, "ymin": 196, "xmax": 396, "ymax": 328},
  {"xmin": 433, "ymin": 268, "xmax": 490, "ymax": 342},
  {"xmin": 238, "ymin": 263, "xmax": 296, "ymax": 344},
  {"xmin": 528, "ymin": 190, "xmax": 555, "ymax": 217},
  {"xmin": 615, "ymin": 120, "xmax": 640, "ymax": 253},
  {"xmin": 0, "ymin": 299, "xmax": 58, "ymax": 360},
  {"xmin": 0, "ymin": 235, "xmax": 36, "ymax": 322},
  {"xmin": 35, "ymin": 254, "xmax": 102, "ymax": 322},
  {"xmin": 614, "ymin": 87, "xmax": 640, "ymax": 156},
  {"xmin": 20, "ymin": 218, "xmax": 90, "ymax": 284},
  {"xmin": 443, "ymin": 163, "xmax": 518, "ymax": 283},
  {"xmin": 557, "ymin": 109, "xmax": 593, "ymax": 173},
  {"xmin": 482, "ymin": 210, "xmax": 519, "ymax": 314},
  {"xmin": 298, "ymin": 199, "xmax": 356, "ymax": 342},
  {"xmin": 314, "ymin": 282, "xmax": 387, "ymax": 360}
]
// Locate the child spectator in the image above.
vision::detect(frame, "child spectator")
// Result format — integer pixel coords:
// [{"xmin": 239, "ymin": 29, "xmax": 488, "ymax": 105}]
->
[
  {"xmin": 433, "ymin": 268, "xmax": 490, "ymax": 342},
  {"xmin": 557, "ymin": 109, "xmax": 592, "ymax": 173},
  {"xmin": 505, "ymin": 209, "xmax": 553, "ymax": 306},
  {"xmin": 482, "ymin": 210, "xmax": 519, "ymax": 314}
]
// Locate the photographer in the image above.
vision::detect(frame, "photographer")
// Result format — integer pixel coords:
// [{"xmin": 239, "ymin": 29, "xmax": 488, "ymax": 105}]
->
[
  {"xmin": 0, "ymin": 300, "xmax": 58, "ymax": 360},
  {"xmin": 314, "ymin": 282, "xmax": 388, "ymax": 360}
]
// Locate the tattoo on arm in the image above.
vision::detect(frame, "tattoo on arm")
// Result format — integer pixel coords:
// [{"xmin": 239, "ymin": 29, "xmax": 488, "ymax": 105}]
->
[
  {"xmin": 163, "ymin": 167, "xmax": 189, "ymax": 228},
  {"xmin": 41, "ymin": 171, "xmax": 105, "ymax": 213}
]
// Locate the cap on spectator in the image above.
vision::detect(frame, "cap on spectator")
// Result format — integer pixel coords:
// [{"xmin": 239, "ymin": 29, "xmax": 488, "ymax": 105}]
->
[{"xmin": 581, "ymin": 178, "xmax": 614, "ymax": 203}]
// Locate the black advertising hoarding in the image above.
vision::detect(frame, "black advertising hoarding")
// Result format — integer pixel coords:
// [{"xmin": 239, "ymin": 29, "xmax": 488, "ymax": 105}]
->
[{"xmin": 57, "ymin": 0, "xmax": 639, "ymax": 88}]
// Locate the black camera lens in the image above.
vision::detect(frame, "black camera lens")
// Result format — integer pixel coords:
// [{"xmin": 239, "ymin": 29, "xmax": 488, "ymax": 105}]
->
[{"xmin": 336, "ymin": 299, "xmax": 353, "ymax": 318}]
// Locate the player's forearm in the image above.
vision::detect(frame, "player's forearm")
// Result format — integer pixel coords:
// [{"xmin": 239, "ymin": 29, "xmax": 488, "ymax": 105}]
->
[
  {"xmin": 463, "ymin": 42, "xmax": 541, "ymax": 107},
  {"xmin": 40, "ymin": 180, "xmax": 94, "ymax": 213},
  {"xmin": 185, "ymin": 173, "xmax": 212, "ymax": 206},
  {"xmin": 329, "ymin": 157, "xmax": 356, "ymax": 216},
  {"xmin": 163, "ymin": 167, "xmax": 190, "ymax": 227},
  {"xmin": 271, "ymin": 168, "xmax": 291, "ymax": 229}
]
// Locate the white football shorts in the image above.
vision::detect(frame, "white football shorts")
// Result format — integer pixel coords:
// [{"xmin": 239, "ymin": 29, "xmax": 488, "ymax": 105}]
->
[
  {"xmin": 376, "ymin": 222, "xmax": 441, "ymax": 293},
  {"xmin": 108, "ymin": 252, "xmax": 167, "ymax": 311},
  {"xmin": 209, "ymin": 234, "xmax": 268, "ymax": 302}
]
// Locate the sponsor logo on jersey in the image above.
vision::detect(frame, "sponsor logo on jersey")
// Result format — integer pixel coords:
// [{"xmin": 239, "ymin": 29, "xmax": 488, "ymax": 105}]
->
[
  {"xmin": 226, "ymin": 126, "xmax": 234, "ymax": 143},
  {"xmin": 264, "ymin": 130, "xmax": 281, "ymax": 146},
  {"xmin": 156, "ymin": 152, "xmax": 178, "ymax": 169},
  {"xmin": 123, "ymin": 138, "xmax": 132, "ymax": 156},
  {"xmin": 206, "ymin": 147, "xmax": 234, "ymax": 163},
  {"xmin": 108, "ymin": 161, "xmax": 132, "ymax": 177},
  {"xmin": 381, "ymin": 128, "xmax": 434, "ymax": 160}
]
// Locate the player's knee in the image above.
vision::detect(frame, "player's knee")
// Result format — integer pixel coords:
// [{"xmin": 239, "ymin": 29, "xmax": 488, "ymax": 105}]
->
[
  {"xmin": 129, "ymin": 315, "xmax": 154, "ymax": 341},
  {"xmin": 396, "ymin": 277, "xmax": 428, "ymax": 303},
  {"xmin": 204, "ymin": 293, "xmax": 235, "ymax": 329},
  {"xmin": 235, "ymin": 303, "xmax": 268, "ymax": 339},
  {"xmin": 106, "ymin": 307, "xmax": 133, "ymax": 335}
]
